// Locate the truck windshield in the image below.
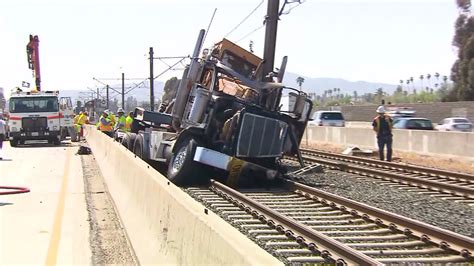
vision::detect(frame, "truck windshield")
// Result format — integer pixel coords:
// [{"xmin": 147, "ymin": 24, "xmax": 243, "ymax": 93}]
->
[{"xmin": 9, "ymin": 97, "xmax": 59, "ymax": 113}]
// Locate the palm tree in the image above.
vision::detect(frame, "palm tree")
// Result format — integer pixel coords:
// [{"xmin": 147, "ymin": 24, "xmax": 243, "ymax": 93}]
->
[
  {"xmin": 399, "ymin": 79, "xmax": 404, "ymax": 90},
  {"xmin": 296, "ymin": 76, "xmax": 305, "ymax": 89},
  {"xmin": 443, "ymin": 75, "xmax": 448, "ymax": 84},
  {"xmin": 419, "ymin": 75, "xmax": 424, "ymax": 90},
  {"xmin": 434, "ymin": 72, "xmax": 440, "ymax": 81},
  {"xmin": 376, "ymin": 87, "xmax": 384, "ymax": 97},
  {"xmin": 353, "ymin": 90, "xmax": 358, "ymax": 101},
  {"xmin": 426, "ymin": 73, "xmax": 432, "ymax": 89}
]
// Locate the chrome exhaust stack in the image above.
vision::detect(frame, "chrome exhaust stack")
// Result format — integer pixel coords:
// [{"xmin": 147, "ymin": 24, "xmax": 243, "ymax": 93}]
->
[{"xmin": 171, "ymin": 29, "xmax": 206, "ymax": 130}]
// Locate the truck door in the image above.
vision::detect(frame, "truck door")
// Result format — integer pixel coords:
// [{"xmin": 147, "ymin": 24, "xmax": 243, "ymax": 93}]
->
[{"xmin": 59, "ymin": 97, "xmax": 74, "ymax": 127}]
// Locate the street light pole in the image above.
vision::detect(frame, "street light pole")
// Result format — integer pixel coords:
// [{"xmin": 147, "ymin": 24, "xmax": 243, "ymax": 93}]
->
[{"xmin": 149, "ymin": 47, "xmax": 155, "ymax": 112}]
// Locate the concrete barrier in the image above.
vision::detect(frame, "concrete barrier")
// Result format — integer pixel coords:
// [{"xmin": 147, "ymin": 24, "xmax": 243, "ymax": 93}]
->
[
  {"xmin": 305, "ymin": 125, "xmax": 474, "ymax": 159},
  {"xmin": 84, "ymin": 127, "xmax": 281, "ymax": 265}
]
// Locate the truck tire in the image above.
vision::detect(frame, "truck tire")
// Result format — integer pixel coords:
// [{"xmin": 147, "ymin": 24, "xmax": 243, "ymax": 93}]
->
[
  {"xmin": 10, "ymin": 138, "xmax": 18, "ymax": 147},
  {"xmin": 54, "ymin": 137, "xmax": 61, "ymax": 146},
  {"xmin": 121, "ymin": 133, "xmax": 137, "ymax": 151},
  {"xmin": 167, "ymin": 138, "xmax": 207, "ymax": 186},
  {"xmin": 133, "ymin": 134, "xmax": 145, "ymax": 159}
]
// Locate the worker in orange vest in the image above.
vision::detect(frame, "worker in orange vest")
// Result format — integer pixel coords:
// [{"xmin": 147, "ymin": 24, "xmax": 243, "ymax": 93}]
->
[{"xmin": 98, "ymin": 111, "xmax": 113, "ymax": 137}]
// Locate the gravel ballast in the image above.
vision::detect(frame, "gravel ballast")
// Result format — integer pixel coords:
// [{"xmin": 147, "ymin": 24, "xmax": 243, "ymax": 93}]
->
[{"xmin": 286, "ymin": 162, "xmax": 474, "ymax": 238}]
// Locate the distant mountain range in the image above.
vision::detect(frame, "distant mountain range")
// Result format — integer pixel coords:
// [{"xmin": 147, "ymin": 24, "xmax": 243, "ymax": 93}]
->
[
  {"xmin": 283, "ymin": 72, "xmax": 397, "ymax": 96},
  {"xmin": 53, "ymin": 73, "xmax": 397, "ymax": 104}
]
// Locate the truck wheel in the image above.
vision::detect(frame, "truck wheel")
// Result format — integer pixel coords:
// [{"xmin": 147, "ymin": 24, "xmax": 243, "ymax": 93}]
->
[
  {"xmin": 54, "ymin": 137, "xmax": 61, "ymax": 145},
  {"xmin": 167, "ymin": 138, "xmax": 207, "ymax": 186},
  {"xmin": 133, "ymin": 134, "xmax": 145, "ymax": 159},
  {"xmin": 121, "ymin": 133, "xmax": 137, "ymax": 151},
  {"xmin": 10, "ymin": 138, "xmax": 18, "ymax": 147}
]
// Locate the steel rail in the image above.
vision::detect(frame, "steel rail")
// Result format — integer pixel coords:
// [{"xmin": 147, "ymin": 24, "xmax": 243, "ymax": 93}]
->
[
  {"xmin": 300, "ymin": 148, "xmax": 474, "ymax": 182},
  {"xmin": 283, "ymin": 179, "xmax": 474, "ymax": 258},
  {"xmin": 210, "ymin": 179, "xmax": 382, "ymax": 265},
  {"xmin": 299, "ymin": 155, "xmax": 474, "ymax": 199}
]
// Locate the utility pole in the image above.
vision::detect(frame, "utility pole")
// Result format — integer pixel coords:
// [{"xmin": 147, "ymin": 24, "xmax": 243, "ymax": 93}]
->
[
  {"xmin": 106, "ymin": 84, "xmax": 110, "ymax": 109},
  {"xmin": 261, "ymin": 0, "xmax": 280, "ymax": 82},
  {"xmin": 121, "ymin": 72, "xmax": 125, "ymax": 109},
  {"xmin": 260, "ymin": 0, "xmax": 280, "ymax": 111},
  {"xmin": 149, "ymin": 47, "xmax": 155, "ymax": 112}
]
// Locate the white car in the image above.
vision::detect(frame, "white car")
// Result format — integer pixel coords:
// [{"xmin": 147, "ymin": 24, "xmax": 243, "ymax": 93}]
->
[
  {"xmin": 309, "ymin": 111, "xmax": 345, "ymax": 127},
  {"xmin": 436, "ymin": 117, "xmax": 472, "ymax": 132}
]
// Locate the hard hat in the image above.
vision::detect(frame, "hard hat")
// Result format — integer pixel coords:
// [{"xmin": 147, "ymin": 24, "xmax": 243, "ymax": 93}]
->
[
  {"xmin": 117, "ymin": 108, "xmax": 124, "ymax": 113},
  {"xmin": 376, "ymin": 105, "xmax": 385, "ymax": 114}
]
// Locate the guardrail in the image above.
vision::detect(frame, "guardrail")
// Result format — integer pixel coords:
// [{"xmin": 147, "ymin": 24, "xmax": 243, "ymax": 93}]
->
[
  {"xmin": 305, "ymin": 125, "xmax": 474, "ymax": 158},
  {"xmin": 84, "ymin": 126, "xmax": 280, "ymax": 265}
]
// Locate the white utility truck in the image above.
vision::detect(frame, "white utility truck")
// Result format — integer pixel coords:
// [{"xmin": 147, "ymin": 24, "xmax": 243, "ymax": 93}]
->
[{"xmin": 8, "ymin": 90, "xmax": 74, "ymax": 146}]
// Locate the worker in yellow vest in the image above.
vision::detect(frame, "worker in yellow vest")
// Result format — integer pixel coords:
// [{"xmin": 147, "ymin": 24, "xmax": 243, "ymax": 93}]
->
[
  {"xmin": 98, "ymin": 111, "xmax": 113, "ymax": 137},
  {"xmin": 107, "ymin": 110, "xmax": 117, "ymax": 128},
  {"xmin": 73, "ymin": 112, "xmax": 81, "ymax": 124},
  {"xmin": 125, "ymin": 111, "xmax": 134, "ymax": 132},
  {"xmin": 73, "ymin": 112, "xmax": 82, "ymax": 139},
  {"xmin": 77, "ymin": 111, "xmax": 89, "ymax": 141},
  {"xmin": 115, "ymin": 108, "xmax": 127, "ymax": 131}
]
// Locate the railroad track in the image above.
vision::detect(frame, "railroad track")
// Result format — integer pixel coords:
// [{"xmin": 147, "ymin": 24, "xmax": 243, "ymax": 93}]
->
[
  {"xmin": 296, "ymin": 148, "xmax": 474, "ymax": 204},
  {"xmin": 187, "ymin": 179, "xmax": 474, "ymax": 265}
]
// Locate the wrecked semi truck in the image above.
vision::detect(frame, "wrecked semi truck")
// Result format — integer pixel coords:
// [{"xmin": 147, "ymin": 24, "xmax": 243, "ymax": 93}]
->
[{"xmin": 123, "ymin": 30, "xmax": 312, "ymax": 186}]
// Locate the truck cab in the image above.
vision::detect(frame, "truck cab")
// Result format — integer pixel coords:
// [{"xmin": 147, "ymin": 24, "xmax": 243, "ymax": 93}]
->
[
  {"xmin": 126, "ymin": 31, "xmax": 312, "ymax": 186},
  {"xmin": 8, "ymin": 90, "xmax": 67, "ymax": 146}
]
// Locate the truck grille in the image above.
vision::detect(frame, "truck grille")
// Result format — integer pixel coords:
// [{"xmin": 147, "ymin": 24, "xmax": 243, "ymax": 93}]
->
[
  {"xmin": 237, "ymin": 113, "xmax": 288, "ymax": 158},
  {"xmin": 22, "ymin": 117, "xmax": 47, "ymax": 132}
]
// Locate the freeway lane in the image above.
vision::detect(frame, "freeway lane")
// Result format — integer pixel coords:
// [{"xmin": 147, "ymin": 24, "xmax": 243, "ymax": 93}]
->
[{"xmin": 0, "ymin": 140, "xmax": 91, "ymax": 264}]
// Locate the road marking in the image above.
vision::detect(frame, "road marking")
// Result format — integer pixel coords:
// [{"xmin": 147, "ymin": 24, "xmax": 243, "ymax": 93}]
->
[{"xmin": 45, "ymin": 149, "xmax": 72, "ymax": 266}]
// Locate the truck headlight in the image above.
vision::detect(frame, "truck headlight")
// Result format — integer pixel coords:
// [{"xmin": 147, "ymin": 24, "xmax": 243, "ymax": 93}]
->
[
  {"xmin": 11, "ymin": 127, "xmax": 18, "ymax": 132},
  {"xmin": 53, "ymin": 126, "xmax": 59, "ymax": 130}
]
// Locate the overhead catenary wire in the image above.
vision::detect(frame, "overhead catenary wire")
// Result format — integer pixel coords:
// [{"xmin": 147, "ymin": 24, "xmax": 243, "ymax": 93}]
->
[
  {"xmin": 236, "ymin": 24, "xmax": 265, "ymax": 43},
  {"xmin": 125, "ymin": 57, "xmax": 188, "ymax": 95},
  {"xmin": 203, "ymin": 8, "xmax": 217, "ymax": 46},
  {"xmin": 223, "ymin": 0, "xmax": 264, "ymax": 39}
]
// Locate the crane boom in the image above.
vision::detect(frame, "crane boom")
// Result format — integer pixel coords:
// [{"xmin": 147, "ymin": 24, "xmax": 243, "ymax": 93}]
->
[{"xmin": 26, "ymin": 34, "xmax": 41, "ymax": 91}]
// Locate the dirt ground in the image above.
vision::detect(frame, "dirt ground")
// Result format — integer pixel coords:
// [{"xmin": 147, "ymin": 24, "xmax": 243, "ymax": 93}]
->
[
  {"xmin": 80, "ymin": 154, "xmax": 138, "ymax": 264},
  {"xmin": 302, "ymin": 142, "xmax": 474, "ymax": 175}
]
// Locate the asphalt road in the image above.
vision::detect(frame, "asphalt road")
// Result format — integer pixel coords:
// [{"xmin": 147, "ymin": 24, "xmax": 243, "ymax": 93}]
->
[{"xmin": 0, "ymin": 140, "xmax": 91, "ymax": 264}]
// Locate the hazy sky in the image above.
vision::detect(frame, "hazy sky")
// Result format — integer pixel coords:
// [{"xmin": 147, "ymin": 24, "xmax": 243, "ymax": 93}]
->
[{"xmin": 0, "ymin": 0, "xmax": 459, "ymax": 98}]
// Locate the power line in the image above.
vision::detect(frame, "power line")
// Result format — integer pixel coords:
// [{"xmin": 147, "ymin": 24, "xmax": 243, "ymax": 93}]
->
[
  {"xmin": 224, "ymin": 0, "xmax": 264, "ymax": 38},
  {"xmin": 236, "ymin": 25, "xmax": 265, "ymax": 43},
  {"xmin": 125, "ymin": 57, "xmax": 187, "ymax": 95},
  {"xmin": 279, "ymin": 0, "xmax": 305, "ymax": 16}
]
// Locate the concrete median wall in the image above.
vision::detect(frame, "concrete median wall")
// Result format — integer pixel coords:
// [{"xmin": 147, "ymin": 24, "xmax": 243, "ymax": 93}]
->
[
  {"xmin": 84, "ymin": 126, "xmax": 281, "ymax": 265},
  {"xmin": 305, "ymin": 125, "xmax": 474, "ymax": 159}
]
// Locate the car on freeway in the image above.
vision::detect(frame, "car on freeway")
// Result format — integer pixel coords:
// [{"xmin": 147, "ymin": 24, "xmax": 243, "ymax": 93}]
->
[
  {"xmin": 309, "ymin": 111, "xmax": 345, "ymax": 127},
  {"xmin": 385, "ymin": 106, "xmax": 416, "ymax": 122},
  {"xmin": 392, "ymin": 117, "xmax": 434, "ymax": 130},
  {"xmin": 435, "ymin": 117, "xmax": 473, "ymax": 132}
]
